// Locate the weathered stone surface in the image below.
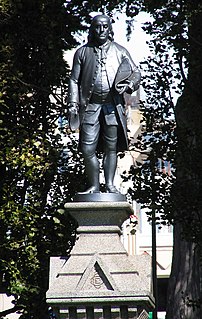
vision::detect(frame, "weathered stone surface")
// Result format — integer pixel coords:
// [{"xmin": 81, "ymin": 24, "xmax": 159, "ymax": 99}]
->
[{"xmin": 64, "ymin": 201, "xmax": 132, "ymax": 228}]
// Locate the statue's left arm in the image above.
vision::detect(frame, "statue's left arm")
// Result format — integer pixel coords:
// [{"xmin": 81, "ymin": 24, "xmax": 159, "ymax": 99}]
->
[{"xmin": 115, "ymin": 46, "xmax": 141, "ymax": 95}]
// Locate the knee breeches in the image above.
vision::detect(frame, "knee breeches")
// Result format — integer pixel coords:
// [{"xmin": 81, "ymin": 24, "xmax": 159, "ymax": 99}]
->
[{"xmin": 80, "ymin": 122, "xmax": 118, "ymax": 158}]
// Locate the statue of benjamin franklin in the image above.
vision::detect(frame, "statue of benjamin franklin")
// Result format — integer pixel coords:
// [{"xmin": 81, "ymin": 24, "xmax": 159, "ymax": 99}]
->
[{"xmin": 67, "ymin": 14, "xmax": 141, "ymax": 194}]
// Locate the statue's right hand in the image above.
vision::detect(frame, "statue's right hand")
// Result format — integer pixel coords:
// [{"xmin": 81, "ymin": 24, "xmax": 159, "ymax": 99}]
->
[
  {"xmin": 67, "ymin": 102, "xmax": 80, "ymax": 131},
  {"xmin": 68, "ymin": 102, "xmax": 78, "ymax": 116}
]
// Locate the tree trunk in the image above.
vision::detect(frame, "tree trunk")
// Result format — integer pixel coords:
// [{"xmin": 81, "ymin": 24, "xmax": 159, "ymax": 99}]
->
[{"xmin": 166, "ymin": 223, "xmax": 202, "ymax": 319}]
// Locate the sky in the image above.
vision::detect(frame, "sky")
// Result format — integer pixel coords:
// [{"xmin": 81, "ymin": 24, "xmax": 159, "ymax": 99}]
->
[{"xmin": 112, "ymin": 12, "xmax": 151, "ymax": 64}]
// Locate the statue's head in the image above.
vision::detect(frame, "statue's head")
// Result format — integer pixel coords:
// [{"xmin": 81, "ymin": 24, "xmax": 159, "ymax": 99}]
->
[{"xmin": 88, "ymin": 14, "xmax": 114, "ymax": 45}]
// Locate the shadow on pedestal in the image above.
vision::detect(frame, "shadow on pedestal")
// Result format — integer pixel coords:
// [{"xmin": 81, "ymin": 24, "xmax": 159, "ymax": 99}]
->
[{"xmin": 74, "ymin": 192, "xmax": 126, "ymax": 203}]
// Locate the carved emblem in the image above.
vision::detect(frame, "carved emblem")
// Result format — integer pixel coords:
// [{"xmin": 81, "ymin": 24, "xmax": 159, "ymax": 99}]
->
[{"xmin": 90, "ymin": 269, "xmax": 104, "ymax": 289}]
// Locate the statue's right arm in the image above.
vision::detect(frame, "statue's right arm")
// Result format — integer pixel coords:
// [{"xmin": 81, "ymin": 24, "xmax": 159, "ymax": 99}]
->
[{"xmin": 67, "ymin": 49, "xmax": 83, "ymax": 112}]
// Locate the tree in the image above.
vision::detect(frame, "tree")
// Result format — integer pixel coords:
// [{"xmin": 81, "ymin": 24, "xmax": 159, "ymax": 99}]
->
[
  {"xmin": 166, "ymin": 4, "xmax": 202, "ymax": 318},
  {"xmin": 0, "ymin": 0, "xmax": 85, "ymax": 318},
  {"xmin": 122, "ymin": 1, "xmax": 202, "ymax": 318}
]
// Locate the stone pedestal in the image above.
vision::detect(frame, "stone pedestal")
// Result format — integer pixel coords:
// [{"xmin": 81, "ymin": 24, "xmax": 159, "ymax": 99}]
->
[{"xmin": 46, "ymin": 201, "xmax": 154, "ymax": 319}]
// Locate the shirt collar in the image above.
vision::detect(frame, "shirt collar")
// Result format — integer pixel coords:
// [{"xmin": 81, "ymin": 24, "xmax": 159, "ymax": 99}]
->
[{"xmin": 94, "ymin": 40, "xmax": 111, "ymax": 53}]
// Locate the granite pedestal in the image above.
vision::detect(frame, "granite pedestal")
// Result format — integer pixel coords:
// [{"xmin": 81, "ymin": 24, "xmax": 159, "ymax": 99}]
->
[{"xmin": 46, "ymin": 200, "xmax": 154, "ymax": 319}]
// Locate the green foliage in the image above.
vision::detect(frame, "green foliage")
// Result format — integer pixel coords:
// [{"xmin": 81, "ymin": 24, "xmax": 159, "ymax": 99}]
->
[
  {"xmin": 121, "ymin": 3, "xmax": 202, "ymax": 316},
  {"xmin": 122, "ymin": 0, "xmax": 202, "ymax": 246},
  {"xmin": 123, "ymin": 40, "xmax": 177, "ymax": 227},
  {"xmin": 0, "ymin": 0, "xmax": 89, "ymax": 318}
]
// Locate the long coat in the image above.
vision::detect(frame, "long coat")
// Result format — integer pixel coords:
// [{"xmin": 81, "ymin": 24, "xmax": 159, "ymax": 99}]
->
[{"xmin": 67, "ymin": 40, "xmax": 141, "ymax": 151}]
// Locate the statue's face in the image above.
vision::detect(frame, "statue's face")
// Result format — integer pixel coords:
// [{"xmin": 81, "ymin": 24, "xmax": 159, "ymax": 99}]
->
[{"xmin": 92, "ymin": 16, "xmax": 110, "ymax": 45}]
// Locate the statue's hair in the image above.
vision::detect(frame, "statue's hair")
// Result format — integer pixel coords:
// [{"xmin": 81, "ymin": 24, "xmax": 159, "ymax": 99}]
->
[{"xmin": 88, "ymin": 14, "xmax": 114, "ymax": 43}]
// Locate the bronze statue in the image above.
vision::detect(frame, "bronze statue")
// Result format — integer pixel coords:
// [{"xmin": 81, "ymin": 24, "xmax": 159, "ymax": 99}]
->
[{"xmin": 67, "ymin": 14, "xmax": 141, "ymax": 194}]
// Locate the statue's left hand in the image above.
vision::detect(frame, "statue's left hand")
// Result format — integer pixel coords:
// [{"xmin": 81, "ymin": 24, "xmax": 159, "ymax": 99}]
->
[
  {"xmin": 116, "ymin": 82, "xmax": 133, "ymax": 95},
  {"xmin": 116, "ymin": 79, "xmax": 140, "ymax": 94}
]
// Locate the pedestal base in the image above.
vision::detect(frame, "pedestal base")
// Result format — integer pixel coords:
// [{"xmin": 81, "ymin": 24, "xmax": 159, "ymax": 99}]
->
[{"xmin": 46, "ymin": 202, "xmax": 155, "ymax": 319}]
